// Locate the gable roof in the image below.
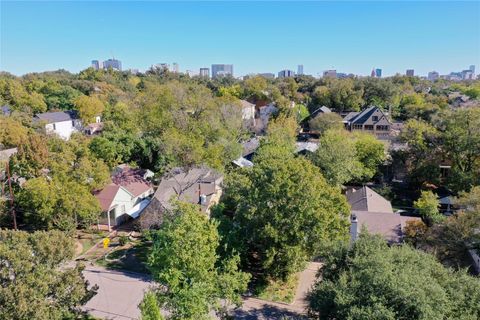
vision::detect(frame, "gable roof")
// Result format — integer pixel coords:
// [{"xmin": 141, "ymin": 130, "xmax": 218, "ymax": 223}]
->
[
  {"xmin": 94, "ymin": 183, "xmax": 121, "ymax": 212},
  {"xmin": 35, "ymin": 110, "xmax": 78, "ymax": 123},
  {"xmin": 354, "ymin": 211, "xmax": 420, "ymax": 243},
  {"xmin": 346, "ymin": 186, "xmax": 393, "ymax": 213},
  {"xmin": 112, "ymin": 165, "xmax": 152, "ymax": 198},
  {"xmin": 152, "ymin": 167, "xmax": 223, "ymax": 212},
  {"xmin": 343, "ymin": 106, "xmax": 391, "ymax": 126}
]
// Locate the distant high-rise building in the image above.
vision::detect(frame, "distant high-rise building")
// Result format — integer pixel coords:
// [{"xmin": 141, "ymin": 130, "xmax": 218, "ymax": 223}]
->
[
  {"xmin": 371, "ymin": 68, "xmax": 376, "ymax": 77},
  {"xmin": 406, "ymin": 69, "xmax": 414, "ymax": 76},
  {"xmin": 297, "ymin": 65, "xmax": 304, "ymax": 75},
  {"xmin": 461, "ymin": 69, "xmax": 474, "ymax": 80},
  {"xmin": 211, "ymin": 64, "xmax": 233, "ymax": 78},
  {"xmin": 428, "ymin": 71, "xmax": 439, "ymax": 81},
  {"xmin": 469, "ymin": 65, "xmax": 475, "ymax": 73},
  {"xmin": 171, "ymin": 63, "xmax": 179, "ymax": 73},
  {"xmin": 103, "ymin": 59, "xmax": 122, "ymax": 71},
  {"xmin": 258, "ymin": 73, "xmax": 275, "ymax": 79},
  {"xmin": 199, "ymin": 68, "xmax": 210, "ymax": 78},
  {"xmin": 375, "ymin": 68, "xmax": 382, "ymax": 78},
  {"xmin": 323, "ymin": 70, "xmax": 337, "ymax": 78},
  {"xmin": 91, "ymin": 60, "xmax": 102, "ymax": 70},
  {"xmin": 278, "ymin": 69, "xmax": 295, "ymax": 78}
]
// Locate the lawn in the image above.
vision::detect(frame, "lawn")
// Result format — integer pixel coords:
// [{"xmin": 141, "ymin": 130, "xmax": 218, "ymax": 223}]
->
[
  {"xmin": 256, "ymin": 274, "xmax": 299, "ymax": 304},
  {"xmin": 96, "ymin": 239, "xmax": 152, "ymax": 274},
  {"xmin": 76, "ymin": 230, "xmax": 108, "ymax": 256}
]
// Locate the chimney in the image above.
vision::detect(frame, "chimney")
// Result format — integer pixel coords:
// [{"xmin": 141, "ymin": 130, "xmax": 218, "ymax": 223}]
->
[{"xmin": 350, "ymin": 214, "xmax": 358, "ymax": 244}]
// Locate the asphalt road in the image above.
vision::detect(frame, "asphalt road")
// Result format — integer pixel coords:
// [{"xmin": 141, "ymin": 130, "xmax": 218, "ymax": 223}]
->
[{"xmin": 82, "ymin": 266, "xmax": 154, "ymax": 320}]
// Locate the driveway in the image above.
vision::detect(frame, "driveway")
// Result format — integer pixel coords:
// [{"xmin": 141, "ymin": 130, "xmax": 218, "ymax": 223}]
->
[
  {"xmin": 233, "ymin": 262, "xmax": 321, "ymax": 320},
  {"xmin": 82, "ymin": 266, "xmax": 154, "ymax": 320}
]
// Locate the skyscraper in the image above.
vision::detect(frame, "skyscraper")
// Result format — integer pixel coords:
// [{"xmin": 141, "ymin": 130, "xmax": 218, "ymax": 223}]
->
[
  {"xmin": 91, "ymin": 60, "xmax": 102, "ymax": 70},
  {"xmin": 171, "ymin": 63, "xmax": 179, "ymax": 73},
  {"xmin": 278, "ymin": 69, "xmax": 295, "ymax": 78},
  {"xmin": 323, "ymin": 70, "xmax": 337, "ymax": 78},
  {"xmin": 469, "ymin": 65, "xmax": 475, "ymax": 73},
  {"xmin": 199, "ymin": 68, "xmax": 210, "ymax": 78},
  {"xmin": 211, "ymin": 64, "xmax": 233, "ymax": 78},
  {"xmin": 406, "ymin": 69, "xmax": 414, "ymax": 76},
  {"xmin": 375, "ymin": 68, "xmax": 382, "ymax": 78},
  {"xmin": 103, "ymin": 59, "xmax": 122, "ymax": 71},
  {"xmin": 428, "ymin": 71, "xmax": 439, "ymax": 81},
  {"xmin": 371, "ymin": 68, "xmax": 376, "ymax": 77},
  {"xmin": 297, "ymin": 65, "xmax": 304, "ymax": 75}
]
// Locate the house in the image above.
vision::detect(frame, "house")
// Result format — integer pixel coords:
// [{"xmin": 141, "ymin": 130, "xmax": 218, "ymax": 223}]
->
[
  {"xmin": 137, "ymin": 167, "xmax": 223, "ymax": 229},
  {"xmin": 295, "ymin": 141, "xmax": 319, "ymax": 155},
  {"xmin": 301, "ymin": 106, "xmax": 332, "ymax": 132},
  {"xmin": 343, "ymin": 106, "xmax": 392, "ymax": 137},
  {"xmin": 347, "ymin": 186, "xmax": 420, "ymax": 243},
  {"xmin": 94, "ymin": 165, "xmax": 154, "ymax": 230},
  {"xmin": 255, "ymin": 103, "xmax": 278, "ymax": 133},
  {"xmin": 35, "ymin": 110, "xmax": 102, "ymax": 140},
  {"xmin": 232, "ymin": 137, "xmax": 261, "ymax": 168},
  {"xmin": 239, "ymin": 100, "xmax": 256, "ymax": 127}
]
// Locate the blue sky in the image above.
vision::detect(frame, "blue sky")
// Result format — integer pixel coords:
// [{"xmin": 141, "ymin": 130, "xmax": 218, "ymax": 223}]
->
[{"xmin": 1, "ymin": 1, "xmax": 479, "ymax": 77}]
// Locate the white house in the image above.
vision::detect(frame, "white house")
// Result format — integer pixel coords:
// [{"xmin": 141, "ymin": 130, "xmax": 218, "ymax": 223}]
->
[
  {"xmin": 94, "ymin": 165, "xmax": 154, "ymax": 230},
  {"xmin": 35, "ymin": 111, "xmax": 102, "ymax": 140},
  {"xmin": 239, "ymin": 100, "xmax": 256, "ymax": 127}
]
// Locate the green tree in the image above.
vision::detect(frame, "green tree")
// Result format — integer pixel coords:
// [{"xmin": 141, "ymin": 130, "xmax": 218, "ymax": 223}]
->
[
  {"xmin": 313, "ymin": 79, "xmax": 364, "ymax": 112},
  {"xmin": 353, "ymin": 132, "xmax": 386, "ymax": 181},
  {"xmin": 0, "ymin": 116, "xmax": 29, "ymax": 148},
  {"xmin": 140, "ymin": 292, "xmax": 164, "ymax": 320},
  {"xmin": 308, "ymin": 112, "xmax": 344, "ymax": 134},
  {"xmin": 308, "ymin": 234, "xmax": 480, "ymax": 320},
  {"xmin": 222, "ymin": 140, "xmax": 350, "ymax": 280},
  {"xmin": 312, "ymin": 129, "xmax": 363, "ymax": 186},
  {"xmin": 147, "ymin": 202, "xmax": 250, "ymax": 320},
  {"xmin": 0, "ymin": 229, "xmax": 96, "ymax": 319},
  {"xmin": 74, "ymin": 95, "xmax": 105, "ymax": 124},
  {"xmin": 414, "ymin": 190, "xmax": 443, "ymax": 225}
]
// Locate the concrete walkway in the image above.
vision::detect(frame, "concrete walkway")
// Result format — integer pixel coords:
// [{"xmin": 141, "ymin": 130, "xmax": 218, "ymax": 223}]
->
[{"xmin": 233, "ymin": 262, "xmax": 322, "ymax": 320}]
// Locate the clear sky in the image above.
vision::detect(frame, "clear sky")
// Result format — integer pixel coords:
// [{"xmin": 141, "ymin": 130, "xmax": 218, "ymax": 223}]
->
[{"xmin": 1, "ymin": 1, "xmax": 479, "ymax": 77}]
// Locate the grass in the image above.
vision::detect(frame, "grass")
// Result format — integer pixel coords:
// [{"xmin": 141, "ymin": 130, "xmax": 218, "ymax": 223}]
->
[
  {"xmin": 76, "ymin": 230, "xmax": 108, "ymax": 256},
  {"xmin": 96, "ymin": 239, "xmax": 151, "ymax": 274},
  {"xmin": 256, "ymin": 274, "xmax": 299, "ymax": 304}
]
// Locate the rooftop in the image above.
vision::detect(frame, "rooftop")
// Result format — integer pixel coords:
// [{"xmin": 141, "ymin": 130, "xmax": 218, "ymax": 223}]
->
[
  {"xmin": 35, "ymin": 110, "xmax": 78, "ymax": 123},
  {"xmin": 346, "ymin": 186, "xmax": 393, "ymax": 213}
]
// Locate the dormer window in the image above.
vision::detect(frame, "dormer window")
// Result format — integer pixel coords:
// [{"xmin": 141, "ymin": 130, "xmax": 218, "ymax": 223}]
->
[{"xmin": 372, "ymin": 116, "xmax": 378, "ymax": 121}]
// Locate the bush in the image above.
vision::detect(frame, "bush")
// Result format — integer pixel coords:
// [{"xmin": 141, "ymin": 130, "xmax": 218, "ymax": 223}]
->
[{"xmin": 119, "ymin": 235, "xmax": 129, "ymax": 246}]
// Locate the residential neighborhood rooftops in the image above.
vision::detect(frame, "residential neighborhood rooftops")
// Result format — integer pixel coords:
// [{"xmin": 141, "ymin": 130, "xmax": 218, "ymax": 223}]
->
[
  {"xmin": 112, "ymin": 165, "xmax": 153, "ymax": 198},
  {"xmin": 346, "ymin": 186, "xmax": 394, "ymax": 213},
  {"xmin": 94, "ymin": 184, "xmax": 121, "ymax": 212}
]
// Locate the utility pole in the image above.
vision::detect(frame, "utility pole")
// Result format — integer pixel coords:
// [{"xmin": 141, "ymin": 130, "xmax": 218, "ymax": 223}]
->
[{"xmin": 6, "ymin": 162, "xmax": 17, "ymax": 230}]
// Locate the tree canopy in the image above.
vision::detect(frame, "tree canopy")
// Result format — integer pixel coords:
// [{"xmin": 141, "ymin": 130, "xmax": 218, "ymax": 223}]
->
[
  {"xmin": 0, "ymin": 229, "xmax": 96, "ymax": 319},
  {"xmin": 308, "ymin": 234, "xmax": 480, "ymax": 320},
  {"xmin": 146, "ymin": 202, "xmax": 250, "ymax": 320}
]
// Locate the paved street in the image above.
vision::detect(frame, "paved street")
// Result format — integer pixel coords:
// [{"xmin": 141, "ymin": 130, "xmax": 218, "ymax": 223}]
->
[{"xmin": 82, "ymin": 266, "xmax": 154, "ymax": 320}]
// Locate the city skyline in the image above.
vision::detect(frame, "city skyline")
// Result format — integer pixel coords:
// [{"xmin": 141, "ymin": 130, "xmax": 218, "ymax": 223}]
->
[{"xmin": 1, "ymin": 1, "xmax": 479, "ymax": 76}]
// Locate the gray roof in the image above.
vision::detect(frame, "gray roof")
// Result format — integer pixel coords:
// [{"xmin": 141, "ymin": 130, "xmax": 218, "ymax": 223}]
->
[
  {"xmin": 35, "ymin": 110, "xmax": 78, "ymax": 123},
  {"xmin": 152, "ymin": 167, "xmax": 223, "ymax": 212},
  {"xmin": 346, "ymin": 186, "xmax": 393, "ymax": 213},
  {"xmin": 343, "ymin": 106, "xmax": 391, "ymax": 126},
  {"xmin": 241, "ymin": 137, "xmax": 261, "ymax": 157},
  {"xmin": 0, "ymin": 148, "xmax": 17, "ymax": 162},
  {"xmin": 354, "ymin": 211, "xmax": 420, "ymax": 243}
]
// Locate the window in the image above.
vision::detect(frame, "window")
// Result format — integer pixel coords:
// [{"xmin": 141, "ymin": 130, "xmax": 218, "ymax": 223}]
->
[
  {"xmin": 72, "ymin": 120, "xmax": 75, "ymax": 127},
  {"xmin": 353, "ymin": 124, "xmax": 363, "ymax": 130},
  {"xmin": 53, "ymin": 123, "xmax": 56, "ymax": 130},
  {"xmin": 364, "ymin": 125, "xmax": 374, "ymax": 130},
  {"xmin": 372, "ymin": 116, "xmax": 378, "ymax": 121},
  {"xmin": 376, "ymin": 125, "xmax": 389, "ymax": 131}
]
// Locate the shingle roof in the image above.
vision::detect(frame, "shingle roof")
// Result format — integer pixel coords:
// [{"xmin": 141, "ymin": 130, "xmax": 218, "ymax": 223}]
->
[
  {"xmin": 152, "ymin": 167, "xmax": 223, "ymax": 211},
  {"xmin": 354, "ymin": 211, "xmax": 420, "ymax": 243},
  {"xmin": 347, "ymin": 106, "xmax": 377, "ymax": 124},
  {"xmin": 35, "ymin": 110, "xmax": 78, "ymax": 123},
  {"xmin": 112, "ymin": 165, "xmax": 152, "ymax": 197},
  {"xmin": 94, "ymin": 184, "xmax": 121, "ymax": 212},
  {"xmin": 346, "ymin": 186, "xmax": 393, "ymax": 213}
]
